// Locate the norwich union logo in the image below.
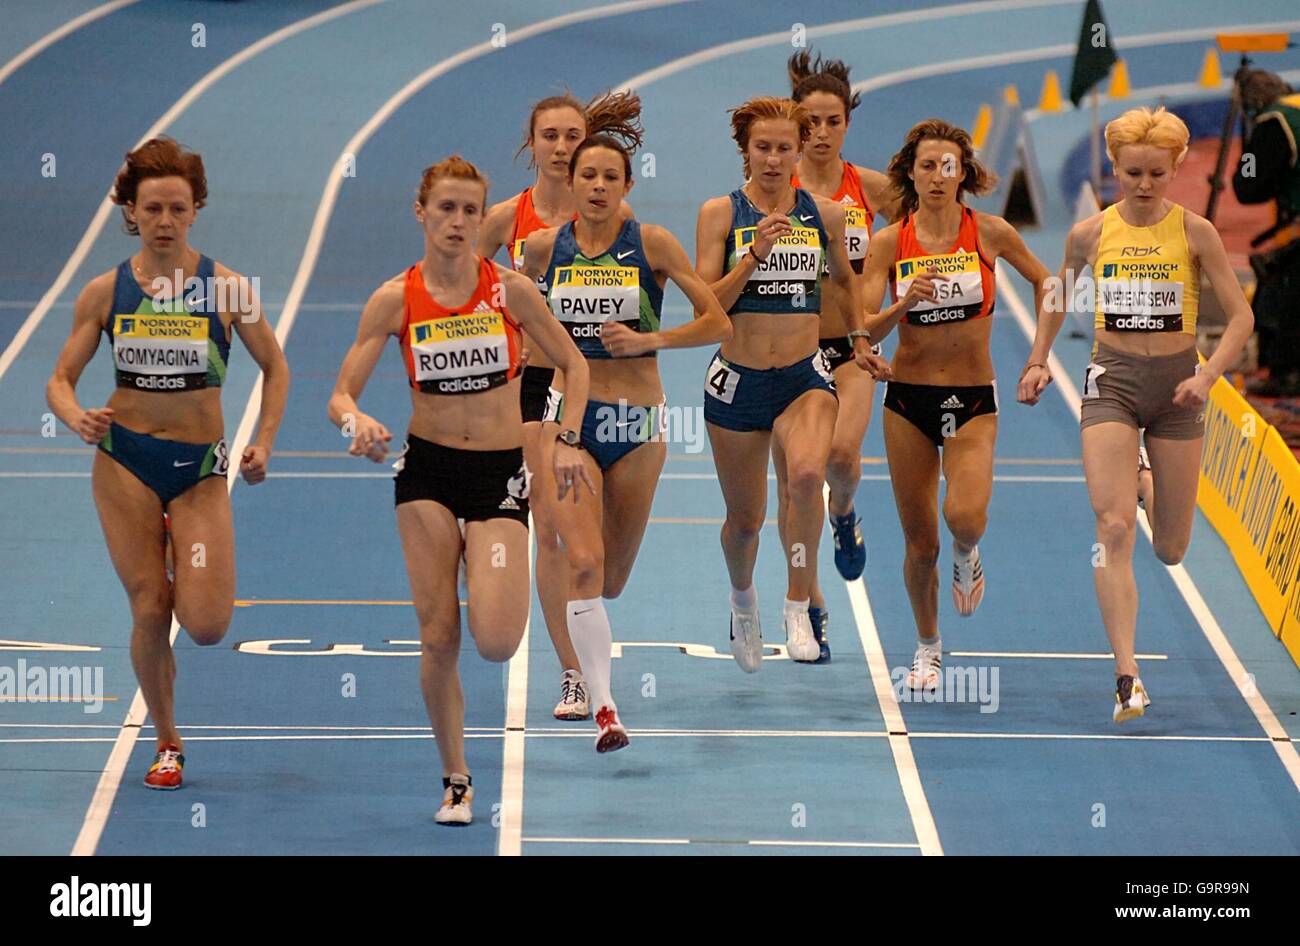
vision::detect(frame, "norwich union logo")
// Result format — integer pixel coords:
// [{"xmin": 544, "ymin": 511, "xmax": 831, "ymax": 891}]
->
[
  {"xmin": 1103, "ymin": 264, "xmax": 1117, "ymax": 278},
  {"xmin": 414, "ymin": 324, "xmax": 432, "ymax": 344},
  {"xmin": 120, "ymin": 317, "xmax": 135, "ymax": 334},
  {"xmin": 899, "ymin": 261, "xmax": 913, "ymax": 279}
]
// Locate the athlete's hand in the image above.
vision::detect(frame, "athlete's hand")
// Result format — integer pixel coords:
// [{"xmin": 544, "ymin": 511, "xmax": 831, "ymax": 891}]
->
[
  {"xmin": 1172, "ymin": 369, "xmax": 1214, "ymax": 410},
  {"xmin": 601, "ymin": 323, "xmax": 659, "ymax": 358},
  {"xmin": 349, "ymin": 414, "xmax": 392, "ymax": 463},
  {"xmin": 900, "ymin": 268, "xmax": 943, "ymax": 310},
  {"xmin": 1017, "ymin": 364, "xmax": 1052, "ymax": 405},
  {"xmin": 857, "ymin": 348, "xmax": 893, "ymax": 380},
  {"xmin": 74, "ymin": 406, "xmax": 114, "ymax": 444},
  {"xmin": 553, "ymin": 443, "xmax": 596, "ymax": 503},
  {"xmin": 750, "ymin": 213, "xmax": 793, "ymax": 263},
  {"xmin": 240, "ymin": 445, "xmax": 269, "ymax": 485}
]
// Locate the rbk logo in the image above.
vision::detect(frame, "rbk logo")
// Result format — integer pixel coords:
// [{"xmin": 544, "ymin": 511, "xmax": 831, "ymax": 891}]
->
[{"xmin": 1120, "ymin": 246, "xmax": 1162, "ymax": 257}]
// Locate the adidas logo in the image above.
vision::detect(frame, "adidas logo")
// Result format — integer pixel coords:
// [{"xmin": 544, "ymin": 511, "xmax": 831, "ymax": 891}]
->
[
  {"xmin": 940, "ymin": 395, "xmax": 964, "ymax": 409},
  {"xmin": 840, "ymin": 195, "xmax": 854, "ymax": 205},
  {"xmin": 473, "ymin": 301, "xmax": 493, "ymax": 313},
  {"xmin": 499, "ymin": 496, "xmax": 519, "ymax": 510}
]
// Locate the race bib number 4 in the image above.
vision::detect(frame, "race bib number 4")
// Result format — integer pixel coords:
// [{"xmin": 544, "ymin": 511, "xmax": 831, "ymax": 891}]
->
[{"xmin": 705, "ymin": 354, "xmax": 739, "ymax": 404}]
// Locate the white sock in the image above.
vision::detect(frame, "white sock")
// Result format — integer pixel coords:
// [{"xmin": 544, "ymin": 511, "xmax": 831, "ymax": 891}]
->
[
  {"xmin": 567, "ymin": 598, "xmax": 614, "ymax": 712},
  {"xmin": 730, "ymin": 584, "xmax": 757, "ymax": 610},
  {"xmin": 784, "ymin": 597, "xmax": 810, "ymax": 616},
  {"xmin": 918, "ymin": 633, "xmax": 941, "ymax": 648}
]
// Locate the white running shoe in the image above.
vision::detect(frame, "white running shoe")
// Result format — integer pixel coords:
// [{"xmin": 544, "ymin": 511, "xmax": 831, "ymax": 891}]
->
[
  {"xmin": 952, "ymin": 543, "xmax": 985, "ymax": 617},
  {"xmin": 784, "ymin": 607, "xmax": 821, "ymax": 662},
  {"xmin": 906, "ymin": 642, "xmax": 942, "ymax": 691},
  {"xmin": 435, "ymin": 773, "xmax": 473, "ymax": 825},
  {"xmin": 729, "ymin": 604, "xmax": 763, "ymax": 673},
  {"xmin": 553, "ymin": 669, "xmax": 591, "ymax": 721},
  {"xmin": 1113, "ymin": 675, "xmax": 1151, "ymax": 724}
]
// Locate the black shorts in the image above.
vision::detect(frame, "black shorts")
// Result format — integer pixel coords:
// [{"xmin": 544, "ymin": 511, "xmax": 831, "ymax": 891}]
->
[
  {"xmin": 519, "ymin": 365, "xmax": 555, "ymax": 423},
  {"xmin": 393, "ymin": 434, "xmax": 530, "ymax": 524},
  {"xmin": 883, "ymin": 380, "xmax": 998, "ymax": 447},
  {"xmin": 818, "ymin": 336, "xmax": 883, "ymax": 372}
]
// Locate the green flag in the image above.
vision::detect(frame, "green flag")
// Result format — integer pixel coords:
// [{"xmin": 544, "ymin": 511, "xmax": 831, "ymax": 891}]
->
[{"xmin": 1069, "ymin": 0, "xmax": 1118, "ymax": 106}]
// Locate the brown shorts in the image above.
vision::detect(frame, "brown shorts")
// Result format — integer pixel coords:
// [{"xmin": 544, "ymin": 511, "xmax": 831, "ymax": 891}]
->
[{"xmin": 1079, "ymin": 343, "xmax": 1205, "ymax": 440}]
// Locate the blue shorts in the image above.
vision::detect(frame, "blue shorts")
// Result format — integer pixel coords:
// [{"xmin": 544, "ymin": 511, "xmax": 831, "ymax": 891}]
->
[
  {"xmin": 543, "ymin": 390, "xmax": 667, "ymax": 472},
  {"xmin": 97, "ymin": 422, "xmax": 230, "ymax": 506},
  {"xmin": 703, "ymin": 349, "xmax": 837, "ymax": 432}
]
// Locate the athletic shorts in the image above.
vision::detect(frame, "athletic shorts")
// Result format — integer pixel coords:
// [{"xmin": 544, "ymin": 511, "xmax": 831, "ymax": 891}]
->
[
  {"xmin": 97, "ymin": 422, "xmax": 229, "ymax": 506},
  {"xmin": 519, "ymin": 365, "xmax": 555, "ymax": 424},
  {"xmin": 703, "ymin": 349, "xmax": 837, "ymax": 433},
  {"xmin": 818, "ymin": 336, "xmax": 883, "ymax": 372},
  {"xmin": 883, "ymin": 380, "xmax": 998, "ymax": 448},
  {"xmin": 542, "ymin": 389, "xmax": 667, "ymax": 472},
  {"xmin": 393, "ymin": 434, "xmax": 530, "ymax": 524},
  {"xmin": 1079, "ymin": 343, "xmax": 1205, "ymax": 440}
]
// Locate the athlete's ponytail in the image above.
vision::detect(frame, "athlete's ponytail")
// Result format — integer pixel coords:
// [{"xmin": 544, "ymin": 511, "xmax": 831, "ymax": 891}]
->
[
  {"xmin": 516, "ymin": 89, "xmax": 644, "ymax": 168},
  {"xmin": 787, "ymin": 50, "xmax": 860, "ymax": 117},
  {"xmin": 886, "ymin": 118, "xmax": 995, "ymax": 217},
  {"xmin": 111, "ymin": 137, "xmax": 208, "ymax": 236}
]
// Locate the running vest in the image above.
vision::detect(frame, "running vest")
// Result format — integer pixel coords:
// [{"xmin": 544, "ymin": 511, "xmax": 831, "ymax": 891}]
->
[
  {"xmin": 400, "ymin": 256, "xmax": 523, "ymax": 395},
  {"xmin": 1093, "ymin": 203, "xmax": 1199, "ymax": 335},
  {"xmin": 791, "ymin": 161, "xmax": 873, "ymax": 273},
  {"xmin": 892, "ymin": 207, "xmax": 996, "ymax": 326},
  {"xmin": 723, "ymin": 187, "xmax": 828, "ymax": 315},
  {"xmin": 544, "ymin": 219, "xmax": 662, "ymax": 360},
  {"xmin": 106, "ymin": 254, "xmax": 229, "ymax": 392},
  {"xmin": 507, "ymin": 187, "xmax": 574, "ymax": 292}
]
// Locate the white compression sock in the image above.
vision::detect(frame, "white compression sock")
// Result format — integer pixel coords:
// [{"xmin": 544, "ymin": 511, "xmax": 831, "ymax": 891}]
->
[
  {"xmin": 730, "ymin": 584, "xmax": 757, "ymax": 610},
  {"xmin": 567, "ymin": 597, "xmax": 614, "ymax": 712},
  {"xmin": 784, "ymin": 597, "xmax": 810, "ymax": 615}
]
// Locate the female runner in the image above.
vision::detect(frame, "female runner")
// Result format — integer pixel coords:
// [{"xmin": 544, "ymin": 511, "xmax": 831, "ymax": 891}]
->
[
  {"xmin": 696, "ymin": 96, "xmax": 883, "ymax": 674},
  {"xmin": 772, "ymin": 50, "xmax": 902, "ymax": 663},
  {"xmin": 329, "ymin": 156, "xmax": 590, "ymax": 823},
  {"xmin": 523, "ymin": 134, "xmax": 731, "ymax": 751},
  {"xmin": 862, "ymin": 119, "xmax": 1051, "ymax": 692},
  {"xmin": 47, "ymin": 137, "xmax": 289, "ymax": 789},
  {"xmin": 1018, "ymin": 107, "xmax": 1253, "ymax": 721},
  {"xmin": 479, "ymin": 90, "xmax": 640, "ymax": 720}
]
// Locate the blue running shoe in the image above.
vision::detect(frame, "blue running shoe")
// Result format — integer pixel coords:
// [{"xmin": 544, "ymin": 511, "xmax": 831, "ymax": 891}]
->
[
  {"xmin": 807, "ymin": 606, "xmax": 831, "ymax": 664},
  {"xmin": 830, "ymin": 509, "xmax": 866, "ymax": 580}
]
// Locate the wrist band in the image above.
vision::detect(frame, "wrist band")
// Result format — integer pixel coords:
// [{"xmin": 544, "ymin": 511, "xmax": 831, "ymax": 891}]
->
[{"xmin": 848, "ymin": 329, "xmax": 872, "ymax": 343}]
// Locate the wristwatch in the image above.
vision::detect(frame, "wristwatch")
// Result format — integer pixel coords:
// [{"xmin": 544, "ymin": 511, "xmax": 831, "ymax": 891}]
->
[{"xmin": 556, "ymin": 428, "xmax": 583, "ymax": 449}]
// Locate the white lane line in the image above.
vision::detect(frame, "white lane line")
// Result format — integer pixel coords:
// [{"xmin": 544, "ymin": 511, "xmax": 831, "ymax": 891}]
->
[
  {"xmin": 998, "ymin": 270, "xmax": 1300, "ymax": 792},
  {"xmin": 616, "ymin": 0, "xmax": 1080, "ymax": 90},
  {"xmin": 6, "ymin": 731, "xmax": 1285, "ymax": 746},
  {"xmin": 67, "ymin": 0, "xmax": 394, "ymax": 860},
  {"xmin": 522, "ymin": 836, "xmax": 920, "ymax": 849},
  {"xmin": 851, "ymin": 19, "xmax": 1300, "ymax": 94},
  {"xmin": 497, "ymin": 521, "xmax": 532, "ymax": 858},
  {"xmin": 0, "ymin": 0, "xmax": 140, "ymax": 89},
  {"xmin": 0, "ymin": 0, "xmax": 385, "ymax": 389},
  {"xmin": 832, "ymin": 485, "xmax": 944, "ymax": 856},
  {"xmin": 949, "ymin": 651, "xmax": 1169, "ymax": 660}
]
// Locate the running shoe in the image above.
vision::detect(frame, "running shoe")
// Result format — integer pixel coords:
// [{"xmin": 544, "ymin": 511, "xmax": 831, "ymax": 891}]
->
[
  {"xmin": 952, "ymin": 543, "xmax": 985, "ymax": 616},
  {"xmin": 144, "ymin": 743, "xmax": 184, "ymax": 790},
  {"xmin": 906, "ymin": 642, "xmax": 942, "ymax": 692},
  {"xmin": 435, "ymin": 773, "xmax": 473, "ymax": 825},
  {"xmin": 785, "ymin": 606, "xmax": 821, "ymax": 662},
  {"xmin": 553, "ymin": 669, "xmax": 591, "ymax": 721},
  {"xmin": 802, "ymin": 606, "xmax": 831, "ymax": 664},
  {"xmin": 729, "ymin": 603, "xmax": 763, "ymax": 673},
  {"xmin": 594, "ymin": 705, "xmax": 629, "ymax": 753},
  {"xmin": 1113, "ymin": 675, "xmax": 1151, "ymax": 724},
  {"xmin": 830, "ymin": 509, "xmax": 867, "ymax": 580}
]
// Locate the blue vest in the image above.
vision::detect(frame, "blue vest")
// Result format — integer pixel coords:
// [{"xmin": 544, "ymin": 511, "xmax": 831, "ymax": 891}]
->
[
  {"xmin": 545, "ymin": 219, "xmax": 663, "ymax": 360},
  {"xmin": 722, "ymin": 187, "xmax": 827, "ymax": 315}
]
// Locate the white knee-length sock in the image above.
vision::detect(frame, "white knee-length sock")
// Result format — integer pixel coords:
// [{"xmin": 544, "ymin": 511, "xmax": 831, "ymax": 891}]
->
[{"xmin": 567, "ymin": 597, "xmax": 614, "ymax": 712}]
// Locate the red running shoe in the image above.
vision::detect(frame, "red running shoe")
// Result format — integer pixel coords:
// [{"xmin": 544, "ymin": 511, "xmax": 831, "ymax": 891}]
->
[
  {"xmin": 144, "ymin": 743, "xmax": 184, "ymax": 790},
  {"xmin": 594, "ymin": 706, "xmax": 628, "ymax": 754}
]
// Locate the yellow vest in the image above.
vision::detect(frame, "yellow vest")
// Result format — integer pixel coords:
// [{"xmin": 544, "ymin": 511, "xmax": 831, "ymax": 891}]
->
[{"xmin": 1094, "ymin": 202, "xmax": 1199, "ymax": 335}]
